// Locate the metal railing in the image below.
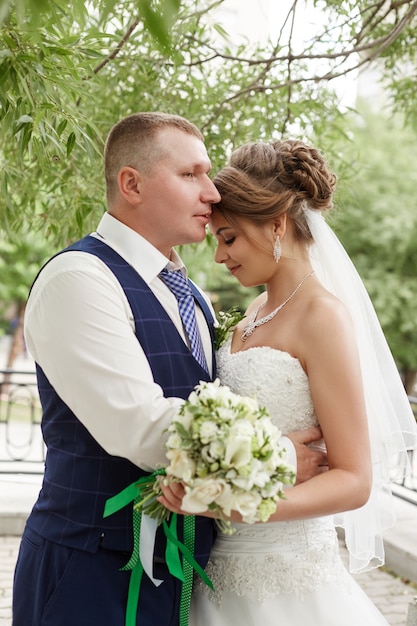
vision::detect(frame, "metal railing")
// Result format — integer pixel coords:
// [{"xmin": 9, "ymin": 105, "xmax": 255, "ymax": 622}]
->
[
  {"xmin": 391, "ymin": 395, "xmax": 417, "ymax": 503},
  {"xmin": 0, "ymin": 369, "xmax": 44, "ymax": 473},
  {"xmin": 1, "ymin": 369, "xmax": 417, "ymax": 497}
]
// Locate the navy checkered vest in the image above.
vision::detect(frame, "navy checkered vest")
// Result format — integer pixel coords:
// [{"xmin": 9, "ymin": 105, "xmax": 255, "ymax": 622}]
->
[{"xmin": 26, "ymin": 235, "xmax": 217, "ymax": 562}]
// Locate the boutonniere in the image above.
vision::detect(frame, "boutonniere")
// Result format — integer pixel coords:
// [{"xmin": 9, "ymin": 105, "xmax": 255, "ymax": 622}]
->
[{"xmin": 214, "ymin": 306, "xmax": 245, "ymax": 350}]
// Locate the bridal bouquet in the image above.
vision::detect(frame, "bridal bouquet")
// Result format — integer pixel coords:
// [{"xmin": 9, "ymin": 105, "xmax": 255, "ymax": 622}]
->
[{"xmin": 140, "ymin": 379, "xmax": 295, "ymax": 532}]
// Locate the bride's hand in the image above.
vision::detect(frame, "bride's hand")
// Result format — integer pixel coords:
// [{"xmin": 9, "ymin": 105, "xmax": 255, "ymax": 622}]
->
[
  {"xmin": 157, "ymin": 479, "xmax": 187, "ymax": 515},
  {"xmin": 157, "ymin": 480, "xmax": 244, "ymax": 523}
]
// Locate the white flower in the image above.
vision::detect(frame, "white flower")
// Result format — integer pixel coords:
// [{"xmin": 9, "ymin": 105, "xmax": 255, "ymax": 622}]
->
[
  {"xmin": 261, "ymin": 481, "xmax": 283, "ymax": 499},
  {"xmin": 198, "ymin": 420, "xmax": 219, "ymax": 443},
  {"xmin": 166, "ymin": 449, "xmax": 196, "ymax": 482},
  {"xmin": 181, "ymin": 478, "xmax": 228, "ymax": 514},
  {"xmin": 230, "ymin": 473, "xmax": 252, "ymax": 491},
  {"xmin": 231, "ymin": 419, "xmax": 254, "ymax": 438},
  {"xmin": 230, "ymin": 490, "xmax": 262, "ymax": 523},
  {"xmin": 252, "ymin": 470, "xmax": 273, "ymax": 489},
  {"xmin": 176, "ymin": 407, "xmax": 194, "ymax": 430},
  {"xmin": 201, "ymin": 441, "xmax": 225, "ymax": 465},
  {"xmin": 224, "ymin": 435, "xmax": 252, "ymax": 469},
  {"xmin": 212, "ymin": 481, "xmax": 234, "ymax": 515},
  {"xmin": 166, "ymin": 433, "xmax": 182, "ymax": 449},
  {"xmin": 223, "ymin": 420, "xmax": 254, "ymax": 469},
  {"xmin": 215, "ymin": 406, "xmax": 238, "ymax": 422},
  {"xmin": 237, "ymin": 396, "xmax": 260, "ymax": 421},
  {"xmin": 208, "ymin": 440, "xmax": 225, "ymax": 460}
]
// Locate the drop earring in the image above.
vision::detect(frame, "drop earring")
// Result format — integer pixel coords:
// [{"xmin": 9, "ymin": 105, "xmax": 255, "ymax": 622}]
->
[{"xmin": 273, "ymin": 235, "xmax": 281, "ymax": 263}]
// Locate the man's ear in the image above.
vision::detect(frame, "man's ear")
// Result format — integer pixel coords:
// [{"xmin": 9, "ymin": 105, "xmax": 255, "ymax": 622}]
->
[{"xmin": 117, "ymin": 166, "xmax": 141, "ymax": 204}]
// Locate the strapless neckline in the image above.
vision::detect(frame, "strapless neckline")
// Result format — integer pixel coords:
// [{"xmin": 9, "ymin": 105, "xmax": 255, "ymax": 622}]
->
[
  {"xmin": 216, "ymin": 336, "xmax": 316, "ymax": 435},
  {"xmin": 229, "ymin": 341, "xmax": 301, "ymax": 365}
]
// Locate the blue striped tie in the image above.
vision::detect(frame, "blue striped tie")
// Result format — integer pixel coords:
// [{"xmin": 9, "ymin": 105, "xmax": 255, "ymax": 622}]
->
[{"xmin": 160, "ymin": 268, "xmax": 209, "ymax": 373}]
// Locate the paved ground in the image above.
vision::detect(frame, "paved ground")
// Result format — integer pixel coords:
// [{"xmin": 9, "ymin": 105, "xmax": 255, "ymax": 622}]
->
[{"xmin": 339, "ymin": 538, "xmax": 417, "ymax": 626}]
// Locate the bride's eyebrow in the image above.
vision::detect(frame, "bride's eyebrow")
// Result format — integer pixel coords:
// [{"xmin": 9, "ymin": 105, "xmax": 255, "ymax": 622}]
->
[{"xmin": 216, "ymin": 226, "xmax": 233, "ymax": 236}]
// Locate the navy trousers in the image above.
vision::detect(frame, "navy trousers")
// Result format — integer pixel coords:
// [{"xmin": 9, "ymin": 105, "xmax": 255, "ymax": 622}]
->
[{"xmin": 13, "ymin": 526, "xmax": 182, "ymax": 625}]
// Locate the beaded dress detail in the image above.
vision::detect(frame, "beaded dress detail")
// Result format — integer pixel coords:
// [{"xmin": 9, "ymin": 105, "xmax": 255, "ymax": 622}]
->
[{"xmin": 190, "ymin": 338, "xmax": 389, "ymax": 626}]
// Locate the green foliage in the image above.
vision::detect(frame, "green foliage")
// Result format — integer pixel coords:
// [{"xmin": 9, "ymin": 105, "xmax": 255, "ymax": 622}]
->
[
  {"xmin": 329, "ymin": 105, "xmax": 417, "ymax": 372},
  {"xmin": 1, "ymin": 0, "xmax": 417, "ymax": 372},
  {"xmin": 0, "ymin": 0, "xmax": 367, "ymax": 245},
  {"xmin": 0, "ymin": 228, "xmax": 55, "ymax": 334}
]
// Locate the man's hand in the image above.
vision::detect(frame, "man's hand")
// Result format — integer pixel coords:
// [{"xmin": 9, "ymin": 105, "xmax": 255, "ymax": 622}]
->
[{"xmin": 286, "ymin": 426, "xmax": 328, "ymax": 484}]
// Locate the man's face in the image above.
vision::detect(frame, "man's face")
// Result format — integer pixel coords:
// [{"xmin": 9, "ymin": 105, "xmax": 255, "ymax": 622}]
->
[{"xmin": 137, "ymin": 127, "xmax": 221, "ymax": 255}]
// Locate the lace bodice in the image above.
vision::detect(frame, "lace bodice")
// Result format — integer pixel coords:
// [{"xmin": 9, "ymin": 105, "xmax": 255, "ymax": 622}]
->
[
  {"xmin": 216, "ymin": 338, "xmax": 316, "ymax": 433},
  {"xmin": 195, "ymin": 339, "xmax": 348, "ymax": 606}
]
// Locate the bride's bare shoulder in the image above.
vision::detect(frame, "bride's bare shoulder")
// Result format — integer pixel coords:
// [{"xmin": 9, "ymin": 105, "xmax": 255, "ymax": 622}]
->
[{"xmin": 303, "ymin": 286, "xmax": 354, "ymax": 342}]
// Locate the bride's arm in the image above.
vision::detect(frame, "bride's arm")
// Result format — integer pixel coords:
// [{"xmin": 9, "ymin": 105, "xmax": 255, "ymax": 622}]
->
[{"xmin": 265, "ymin": 295, "xmax": 372, "ymax": 522}]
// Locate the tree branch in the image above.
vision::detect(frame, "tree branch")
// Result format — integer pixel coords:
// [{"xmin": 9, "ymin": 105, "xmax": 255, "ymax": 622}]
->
[
  {"xmin": 76, "ymin": 18, "xmax": 140, "ymax": 106},
  {"xmin": 92, "ymin": 19, "xmax": 140, "ymax": 75}
]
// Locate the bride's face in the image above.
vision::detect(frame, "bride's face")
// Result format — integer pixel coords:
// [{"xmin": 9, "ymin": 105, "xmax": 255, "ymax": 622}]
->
[{"xmin": 209, "ymin": 211, "xmax": 276, "ymax": 287}]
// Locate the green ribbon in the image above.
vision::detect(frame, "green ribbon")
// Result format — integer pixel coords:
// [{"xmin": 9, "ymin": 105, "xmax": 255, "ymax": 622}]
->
[{"xmin": 103, "ymin": 474, "xmax": 213, "ymax": 626}]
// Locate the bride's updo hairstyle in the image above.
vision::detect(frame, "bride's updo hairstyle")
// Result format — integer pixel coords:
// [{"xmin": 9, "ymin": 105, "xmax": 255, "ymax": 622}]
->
[{"xmin": 213, "ymin": 140, "xmax": 337, "ymax": 242}]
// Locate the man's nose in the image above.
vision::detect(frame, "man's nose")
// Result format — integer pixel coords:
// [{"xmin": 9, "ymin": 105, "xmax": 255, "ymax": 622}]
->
[{"xmin": 203, "ymin": 177, "xmax": 221, "ymax": 203}]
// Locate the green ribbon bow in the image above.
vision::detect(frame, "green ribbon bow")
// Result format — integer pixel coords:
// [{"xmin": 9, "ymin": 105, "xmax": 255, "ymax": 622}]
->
[{"xmin": 103, "ymin": 473, "xmax": 213, "ymax": 626}]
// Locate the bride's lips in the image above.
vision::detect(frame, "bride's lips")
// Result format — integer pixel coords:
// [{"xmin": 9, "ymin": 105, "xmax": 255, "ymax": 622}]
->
[{"xmin": 227, "ymin": 264, "xmax": 241, "ymax": 275}]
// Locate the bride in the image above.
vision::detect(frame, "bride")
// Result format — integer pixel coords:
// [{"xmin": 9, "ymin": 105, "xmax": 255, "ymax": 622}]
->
[{"xmin": 159, "ymin": 139, "xmax": 417, "ymax": 625}]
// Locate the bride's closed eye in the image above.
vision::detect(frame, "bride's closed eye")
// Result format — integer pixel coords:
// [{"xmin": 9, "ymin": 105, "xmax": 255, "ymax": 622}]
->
[{"xmin": 224, "ymin": 236, "xmax": 236, "ymax": 245}]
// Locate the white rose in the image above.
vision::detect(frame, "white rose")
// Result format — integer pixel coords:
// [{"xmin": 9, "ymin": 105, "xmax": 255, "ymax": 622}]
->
[
  {"xmin": 166, "ymin": 449, "xmax": 196, "ymax": 482},
  {"xmin": 231, "ymin": 490, "xmax": 262, "ymax": 523},
  {"xmin": 181, "ymin": 478, "xmax": 228, "ymax": 514},
  {"xmin": 212, "ymin": 481, "xmax": 233, "ymax": 516}
]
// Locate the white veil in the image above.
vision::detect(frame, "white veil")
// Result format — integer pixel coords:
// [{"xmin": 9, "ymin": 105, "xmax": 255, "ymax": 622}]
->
[{"xmin": 306, "ymin": 208, "xmax": 417, "ymax": 573}]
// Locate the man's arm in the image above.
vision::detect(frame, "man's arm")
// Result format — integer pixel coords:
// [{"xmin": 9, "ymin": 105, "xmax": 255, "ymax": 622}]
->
[
  {"xmin": 24, "ymin": 251, "xmax": 183, "ymax": 471},
  {"xmin": 285, "ymin": 426, "xmax": 328, "ymax": 484}
]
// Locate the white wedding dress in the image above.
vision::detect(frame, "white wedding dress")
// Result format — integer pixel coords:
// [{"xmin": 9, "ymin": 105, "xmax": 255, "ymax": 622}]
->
[{"xmin": 190, "ymin": 338, "xmax": 389, "ymax": 625}]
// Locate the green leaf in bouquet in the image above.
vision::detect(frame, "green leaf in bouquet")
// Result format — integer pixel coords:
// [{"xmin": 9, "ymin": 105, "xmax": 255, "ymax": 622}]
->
[{"xmin": 214, "ymin": 306, "xmax": 246, "ymax": 350}]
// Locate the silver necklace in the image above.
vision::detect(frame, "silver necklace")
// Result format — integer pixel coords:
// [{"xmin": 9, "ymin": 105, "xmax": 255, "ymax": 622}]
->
[{"xmin": 241, "ymin": 271, "xmax": 315, "ymax": 342}]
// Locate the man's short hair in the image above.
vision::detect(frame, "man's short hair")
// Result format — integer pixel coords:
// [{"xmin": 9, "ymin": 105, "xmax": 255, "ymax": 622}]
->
[{"xmin": 104, "ymin": 112, "xmax": 203, "ymax": 203}]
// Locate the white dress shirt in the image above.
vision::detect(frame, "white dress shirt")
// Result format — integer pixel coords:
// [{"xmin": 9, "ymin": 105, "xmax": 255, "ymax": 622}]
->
[
  {"xmin": 25, "ymin": 212, "xmax": 296, "ymax": 474},
  {"xmin": 24, "ymin": 213, "xmax": 214, "ymax": 471}
]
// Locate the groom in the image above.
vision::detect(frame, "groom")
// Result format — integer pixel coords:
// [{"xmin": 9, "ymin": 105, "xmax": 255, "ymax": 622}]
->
[{"xmin": 13, "ymin": 112, "xmax": 327, "ymax": 626}]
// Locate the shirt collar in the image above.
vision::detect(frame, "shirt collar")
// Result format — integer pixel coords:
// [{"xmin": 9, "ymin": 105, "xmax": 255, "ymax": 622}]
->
[{"xmin": 94, "ymin": 213, "xmax": 187, "ymax": 284}]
